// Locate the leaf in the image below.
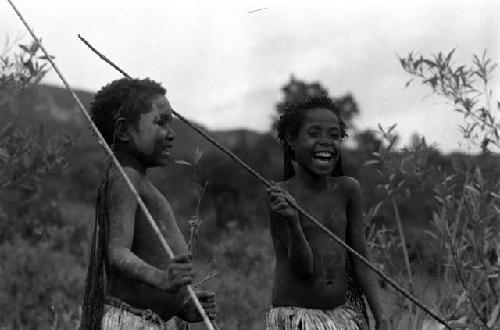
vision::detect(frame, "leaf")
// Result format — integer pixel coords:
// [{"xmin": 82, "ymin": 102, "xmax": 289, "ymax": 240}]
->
[
  {"xmin": 174, "ymin": 159, "xmax": 192, "ymax": 167},
  {"xmin": 464, "ymin": 184, "xmax": 479, "ymax": 195},
  {"xmin": 0, "ymin": 122, "xmax": 14, "ymax": 139},
  {"xmin": 29, "ymin": 42, "xmax": 39, "ymax": 53},
  {"xmin": 423, "ymin": 59, "xmax": 436, "ymax": 67},
  {"xmin": 434, "ymin": 196, "xmax": 445, "ymax": 204},
  {"xmin": 445, "ymin": 47, "xmax": 456, "ymax": 65},
  {"xmin": 399, "ymin": 57, "xmax": 406, "ymax": 68},
  {"xmin": 18, "ymin": 44, "xmax": 30, "ymax": 53},
  {"xmin": 372, "ymin": 201, "xmax": 383, "ymax": 216},
  {"xmin": 38, "ymin": 54, "xmax": 55, "ymax": 60},
  {"xmin": 193, "ymin": 148, "xmax": 204, "ymax": 165},
  {"xmin": 423, "ymin": 230, "xmax": 437, "ymax": 240},
  {"xmin": 0, "ymin": 147, "xmax": 9, "ymax": 162},
  {"xmin": 363, "ymin": 159, "xmax": 380, "ymax": 166},
  {"xmin": 454, "ymin": 291, "xmax": 467, "ymax": 310},
  {"xmin": 487, "ymin": 302, "xmax": 500, "ymax": 327}
]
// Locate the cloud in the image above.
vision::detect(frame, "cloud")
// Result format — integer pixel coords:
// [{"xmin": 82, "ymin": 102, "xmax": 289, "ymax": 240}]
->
[{"xmin": 3, "ymin": 0, "xmax": 499, "ymax": 152}]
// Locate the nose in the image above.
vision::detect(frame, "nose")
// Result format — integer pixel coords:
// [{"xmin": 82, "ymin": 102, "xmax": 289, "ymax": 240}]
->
[
  {"xmin": 166, "ymin": 128, "xmax": 176, "ymax": 142},
  {"xmin": 318, "ymin": 138, "xmax": 333, "ymax": 147}
]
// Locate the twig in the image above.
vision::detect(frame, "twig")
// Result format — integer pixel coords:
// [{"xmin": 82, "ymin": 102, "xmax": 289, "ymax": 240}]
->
[
  {"xmin": 447, "ymin": 215, "xmax": 489, "ymax": 327},
  {"xmin": 195, "ymin": 272, "xmax": 218, "ymax": 289},
  {"xmin": 247, "ymin": 7, "xmax": 268, "ymax": 14},
  {"xmin": 391, "ymin": 196, "xmax": 416, "ymax": 323}
]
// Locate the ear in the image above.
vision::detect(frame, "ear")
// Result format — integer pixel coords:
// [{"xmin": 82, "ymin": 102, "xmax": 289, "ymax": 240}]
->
[{"xmin": 113, "ymin": 117, "xmax": 131, "ymax": 143}]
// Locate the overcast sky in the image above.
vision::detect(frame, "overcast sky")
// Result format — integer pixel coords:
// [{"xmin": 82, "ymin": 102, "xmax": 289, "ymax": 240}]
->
[{"xmin": 2, "ymin": 0, "xmax": 499, "ymax": 152}]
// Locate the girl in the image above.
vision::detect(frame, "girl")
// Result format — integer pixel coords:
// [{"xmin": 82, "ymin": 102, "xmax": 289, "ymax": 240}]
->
[{"xmin": 266, "ymin": 95, "xmax": 384, "ymax": 330}]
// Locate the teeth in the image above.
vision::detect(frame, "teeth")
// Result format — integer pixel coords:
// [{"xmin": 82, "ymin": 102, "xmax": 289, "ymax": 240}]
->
[{"xmin": 314, "ymin": 152, "xmax": 332, "ymax": 158}]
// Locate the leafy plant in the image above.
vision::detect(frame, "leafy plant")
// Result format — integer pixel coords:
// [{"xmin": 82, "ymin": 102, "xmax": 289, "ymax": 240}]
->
[
  {"xmin": 364, "ymin": 49, "xmax": 499, "ymax": 329},
  {"xmin": 400, "ymin": 49, "xmax": 499, "ymax": 152}
]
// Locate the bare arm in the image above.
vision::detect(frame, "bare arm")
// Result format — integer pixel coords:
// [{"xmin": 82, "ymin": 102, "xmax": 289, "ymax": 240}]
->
[
  {"xmin": 107, "ymin": 169, "xmax": 192, "ymax": 291},
  {"xmin": 268, "ymin": 185, "xmax": 314, "ymax": 275},
  {"xmin": 345, "ymin": 178, "xmax": 384, "ymax": 326}
]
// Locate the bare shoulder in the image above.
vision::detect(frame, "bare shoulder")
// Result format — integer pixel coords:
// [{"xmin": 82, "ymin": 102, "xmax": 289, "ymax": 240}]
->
[
  {"xmin": 108, "ymin": 166, "xmax": 144, "ymax": 190},
  {"xmin": 106, "ymin": 166, "xmax": 147, "ymax": 206},
  {"xmin": 329, "ymin": 176, "xmax": 361, "ymax": 197}
]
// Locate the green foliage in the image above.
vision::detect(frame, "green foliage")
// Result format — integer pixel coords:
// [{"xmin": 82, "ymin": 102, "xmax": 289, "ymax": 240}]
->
[
  {"xmin": 400, "ymin": 49, "xmax": 499, "ymax": 152},
  {"xmin": 429, "ymin": 167, "xmax": 500, "ymax": 327},
  {"xmin": 0, "ymin": 237, "xmax": 84, "ymax": 329},
  {"xmin": 362, "ymin": 49, "xmax": 500, "ymax": 329},
  {"xmin": 0, "ymin": 39, "xmax": 78, "ymax": 328},
  {"xmin": 0, "ymin": 39, "xmax": 51, "ymax": 112},
  {"xmin": 0, "ymin": 39, "xmax": 498, "ymax": 330},
  {"xmin": 204, "ymin": 226, "xmax": 274, "ymax": 329},
  {"xmin": 0, "ymin": 122, "xmax": 71, "ymax": 191},
  {"xmin": 0, "ymin": 40, "xmax": 72, "ymax": 238}
]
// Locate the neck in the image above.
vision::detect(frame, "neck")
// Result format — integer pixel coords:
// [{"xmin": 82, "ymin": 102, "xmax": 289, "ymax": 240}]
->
[
  {"xmin": 114, "ymin": 146, "xmax": 147, "ymax": 175},
  {"xmin": 293, "ymin": 166, "xmax": 329, "ymax": 192}
]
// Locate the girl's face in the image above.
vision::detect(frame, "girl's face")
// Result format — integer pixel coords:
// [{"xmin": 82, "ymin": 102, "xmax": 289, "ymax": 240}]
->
[
  {"xmin": 128, "ymin": 94, "xmax": 176, "ymax": 167},
  {"xmin": 288, "ymin": 107, "xmax": 341, "ymax": 178}
]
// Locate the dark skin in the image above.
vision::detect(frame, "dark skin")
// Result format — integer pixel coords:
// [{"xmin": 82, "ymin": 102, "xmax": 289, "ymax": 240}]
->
[
  {"xmin": 267, "ymin": 108, "xmax": 385, "ymax": 329},
  {"xmin": 106, "ymin": 94, "xmax": 216, "ymax": 322}
]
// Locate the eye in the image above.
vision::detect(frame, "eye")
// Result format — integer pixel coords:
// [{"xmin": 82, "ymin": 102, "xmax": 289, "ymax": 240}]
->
[
  {"xmin": 328, "ymin": 130, "xmax": 341, "ymax": 140},
  {"xmin": 329, "ymin": 133, "xmax": 340, "ymax": 140},
  {"xmin": 307, "ymin": 128, "xmax": 320, "ymax": 138},
  {"xmin": 155, "ymin": 116, "xmax": 171, "ymax": 127}
]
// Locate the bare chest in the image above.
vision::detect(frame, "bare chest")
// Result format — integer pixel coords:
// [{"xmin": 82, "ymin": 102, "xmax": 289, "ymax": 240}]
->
[
  {"xmin": 293, "ymin": 190, "xmax": 347, "ymax": 237},
  {"xmin": 132, "ymin": 183, "xmax": 188, "ymax": 265}
]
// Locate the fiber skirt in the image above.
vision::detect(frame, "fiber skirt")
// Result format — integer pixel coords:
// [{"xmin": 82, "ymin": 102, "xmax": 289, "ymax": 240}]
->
[
  {"xmin": 101, "ymin": 297, "xmax": 176, "ymax": 330},
  {"xmin": 265, "ymin": 305, "xmax": 368, "ymax": 330}
]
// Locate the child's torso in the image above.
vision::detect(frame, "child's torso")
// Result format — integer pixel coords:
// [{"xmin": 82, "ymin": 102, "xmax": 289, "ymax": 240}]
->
[
  {"xmin": 271, "ymin": 178, "xmax": 349, "ymax": 309},
  {"xmin": 108, "ymin": 177, "xmax": 189, "ymax": 321}
]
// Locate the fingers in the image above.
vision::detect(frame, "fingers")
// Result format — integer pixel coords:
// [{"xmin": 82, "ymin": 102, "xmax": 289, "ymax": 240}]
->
[
  {"xmin": 267, "ymin": 186, "xmax": 298, "ymax": 218},
  {"xmin": 197, "ymin": 291, "xmax": 215, "ymax": 300},
  {"xmin": 172, "ymin": 253, "xmax": 193, "ymax": 263},
  {"xmin": 270, "ymin": 199, "xmax": 290, "ymax": 212},
  {"xmin": 266, "ymin": 185, "xmax": 296, "ymax": 204},
  {"xmin": 197, "ymin": 291, "xmax": 216, "ymax": 320},
  {"xmin": 165, "ymin": 260, "xmax": 195, "ymax": 291},
  {"xmin": 168, "ymin": 266, "xmax": 194, "ymax": 279},
  {"xmin": 204, "ymin": 306, "xmax": 216, "ymax": 320},
  {"xmin": 268, "ymin": 190, "xmax": 293, "ymax": 205}
]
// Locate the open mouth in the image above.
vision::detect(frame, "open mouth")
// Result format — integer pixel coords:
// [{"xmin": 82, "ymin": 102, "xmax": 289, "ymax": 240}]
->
[
  {"xmin": 159, "ymin": 146, "xmax": 172, "ymax": 157},
  {"xmin": 312, "ymin": 151, "xmax": 334, "ymax": 165}
]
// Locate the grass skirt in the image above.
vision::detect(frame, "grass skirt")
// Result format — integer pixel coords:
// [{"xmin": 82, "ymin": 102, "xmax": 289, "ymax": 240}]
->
[
  {"xmin": 265, "ymin": 305, "xmax": 368, "ymax": 330},
  {"xmin": 101, "ymin": 297, "xmax": 176, "ymax": 330}
]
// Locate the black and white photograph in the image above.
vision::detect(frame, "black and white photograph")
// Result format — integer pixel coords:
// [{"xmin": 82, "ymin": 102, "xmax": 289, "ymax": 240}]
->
[{"xmin": 1, "ymin": 1, "xmax": 499, "ymax": 329}]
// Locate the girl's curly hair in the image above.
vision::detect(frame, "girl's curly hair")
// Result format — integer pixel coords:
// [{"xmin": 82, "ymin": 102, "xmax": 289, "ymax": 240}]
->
[
  {"xmin": 90, "ymin": 78, "xmax": 166, "ymax": 144},
  {"xmin": 276, "ymin": 95, "xmax": 347, "ymax": 145},
  {"xmin": 275, "ymin": 95, "xmax": 348, "ymax": 179}
]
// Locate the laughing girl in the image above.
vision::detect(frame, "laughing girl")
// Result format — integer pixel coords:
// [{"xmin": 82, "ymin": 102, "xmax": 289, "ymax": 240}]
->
[{"xmin": 266, "ymin": 95, "xmax": 384, "ymax": 330}]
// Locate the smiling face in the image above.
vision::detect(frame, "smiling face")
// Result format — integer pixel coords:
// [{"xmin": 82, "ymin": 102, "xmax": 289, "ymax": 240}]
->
[
  {"xmin": 287, "ymin": 107, "xmax": 342, "ymax": 178},
  {"xmin": 127, "ymin": 94, "xmax": 176, "ymax": 168}
]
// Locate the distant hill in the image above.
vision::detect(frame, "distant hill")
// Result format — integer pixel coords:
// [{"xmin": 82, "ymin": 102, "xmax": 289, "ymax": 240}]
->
[{"xmin": 4, "ymin": 84, "xmax": 266, "ymax": 162}]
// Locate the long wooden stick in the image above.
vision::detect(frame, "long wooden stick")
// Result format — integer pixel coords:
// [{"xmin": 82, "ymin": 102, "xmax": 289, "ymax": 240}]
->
[
  {"xmin": 76, "ymin": 35, "xmax": 453, "ymax": 329},
  {"xmin": 5, "ymin": 1, "xmax": 215, "ymax": 329}
]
